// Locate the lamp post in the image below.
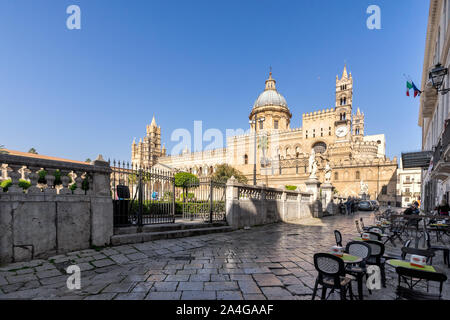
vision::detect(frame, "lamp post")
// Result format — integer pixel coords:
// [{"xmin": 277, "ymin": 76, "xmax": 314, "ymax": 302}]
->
[
  {"xmin": 249, "ymin": 114, "xmax": 265, "ymax": 185},
  {"xmin": 429, "ymin": 63, "xmax": 450, "ymax": 95}
]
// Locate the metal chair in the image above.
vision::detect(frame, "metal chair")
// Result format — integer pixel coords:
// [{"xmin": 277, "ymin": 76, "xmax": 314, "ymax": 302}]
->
[
  {"xmin": 366, "ymin": 231, "xmax": 382, "ymax": 241},
  {"xmin": 312, "ymin": 253, "xmax": 354, "ymax": 300},
  {"xmin": 424, "ymin": 231, "xmax": 448, "ymax": 267},
  {"xmin": 344, "ymin": 241, "xmax": 371, "ymax": 300},
  {"xmin": 334, "ymin": 230, "xmax": 343, "ymax": 247},
  {"xmin": 355, "ymin": 220, "xmax": 363, "ymax": 236}
]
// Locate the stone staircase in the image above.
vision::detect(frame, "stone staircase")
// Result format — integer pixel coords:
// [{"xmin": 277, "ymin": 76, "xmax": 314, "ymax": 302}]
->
[{"xmin": 111, "ymin": 221, "xmax": 234, "ymax": 246}]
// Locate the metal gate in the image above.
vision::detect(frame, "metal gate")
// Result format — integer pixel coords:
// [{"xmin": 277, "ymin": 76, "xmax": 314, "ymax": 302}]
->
[
  {"xmin": 182, "ymin": 177, "xmax": 226, "ymax": 222},
  {"xmin": 111, "ymin": 160, "xmax": 175, "ymax": 226}
]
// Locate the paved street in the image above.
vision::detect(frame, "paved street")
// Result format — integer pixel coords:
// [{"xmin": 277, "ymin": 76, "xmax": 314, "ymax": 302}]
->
[{"xmin": 0, "ymin": 212, "xmax": 448, "ymax": 300}]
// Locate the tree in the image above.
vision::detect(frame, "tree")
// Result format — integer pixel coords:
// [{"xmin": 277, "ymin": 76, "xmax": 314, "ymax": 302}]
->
[
  {"xmin": 174, "ymin": 172, "xmax": 199, "ymax": 201},
  {"xmin": 0, "ymin": 144, "xmax": 6, "ymax": 154},
  {"xmin": 212, "ymin": 164, "xmax": 248, "ymax": 184},
  {"xmin": 85, "ymin": 158, "xmax": 92, "ymax": 163},
  {"xmin": 28, "ymin": 148, "xmax": 38, "ymax": 154}
]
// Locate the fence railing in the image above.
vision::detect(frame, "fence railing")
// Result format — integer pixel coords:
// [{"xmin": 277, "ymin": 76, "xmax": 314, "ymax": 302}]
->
[
  {"xmin": 110, "ymin": 160, "xmax": 175, "ymax": 226},
  {"xmin": 0, "ymin": 153, "xmax": 110, "ymax": 195}
]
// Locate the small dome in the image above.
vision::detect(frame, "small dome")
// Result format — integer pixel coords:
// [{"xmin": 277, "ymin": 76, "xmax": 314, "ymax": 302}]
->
[
  {"xmin": 252, "ymin": 72, "xmax": 288, "ymax": 109},
  {"xmin": 254, "ymin": 90, "xmax": 288, "ymax": 108}
]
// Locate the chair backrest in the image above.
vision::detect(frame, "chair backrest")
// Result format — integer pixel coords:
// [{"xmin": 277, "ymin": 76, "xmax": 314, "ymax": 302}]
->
[
  {"xmin": 401, "ymin": 247, "xmax": 435, "ymax": 260},
  {"xmin": 345, "ymin": 241, "xmax": 371, "ymax": 261},
  {"xmin": 366, "ymin": 240, "xmax": 385, "ymax": 261},
  {"xmin": 396, "ymin": 267, "xmax": 447, "ymax": 296},
  {"xmin": 313, "ymin": 253, "xmax": 345, "ymax": 278},
  {"xmin": 360, "ymin": 218, "xmax": 365, "ymax": 229},
  {"xmin": 355, "ymin": 220, "xmax": 362, "ymax": 234},
  {"xmin": 367, "ymin": 231, "xmax": 382, "ymax": 241},
  {"xmin": 424, "ymin": 231, "xmax": 431, "ymax": 249},
  {"xmin": 401, "ymin": 240, "xmax": 412, "ymax": 260},
  {"xmin": 334, "ymin": 230, "xmax": 342, "ymax": 247}
]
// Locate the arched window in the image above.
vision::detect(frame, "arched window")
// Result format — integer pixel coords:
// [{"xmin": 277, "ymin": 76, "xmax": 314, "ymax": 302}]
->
[
  {"xmin": 198, "ymin": 167, "xmax": 202, "ymax": 176},
  {"xmin": 334, "ymin": 172, "xmax": 339, "ymax": 181},
  {"xmin": 356, "ymin": 171, "xmax": 360, "ymax": 180},
  {"xmin": 244, "ymin": 154, "xmax": 248, "ymax": 165}
]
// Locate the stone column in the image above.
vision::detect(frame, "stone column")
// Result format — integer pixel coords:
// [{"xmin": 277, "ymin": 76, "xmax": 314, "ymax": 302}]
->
[
  {"xmin": 90, "ymin": 155, "xmax": 113, "ymax": 247},
  {"xmin": 321, "ymin": 183, "xmax": 334, "ymax": 215},
  {"xmin": 225, "ymin": 176, "xmax": 239, "ymax": 228},
  {"xmin": 305, "ymin": 177, "xmax": 322, "ymax": 218}
]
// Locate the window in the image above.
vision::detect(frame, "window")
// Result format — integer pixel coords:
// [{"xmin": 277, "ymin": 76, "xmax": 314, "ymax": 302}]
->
[
  {"xmin": 306, "ymin": 130, "xmax": 308, "ymax": 139},
  {"xmin": 382, "ymin": 186, "xmax": 388, "ymax": 195},
  {"xmin": 244, "ymin": 154, "xmax": 248, "ymax": 165},
  {"xmin": 355, "ymin": 171, "xmax": 360, "ymax": 180},
  {"xmin": 259, "ymin": 121, "xmax": 263, "ymax": 130},
  {"xmin": 329, "ymin": 127, "xmax": 332, "ymax": 136},
  {"xmin": 313, "ymin": 129, "xmax": 315, "ymax": 138},
  {"xmin": 334, "ymin": 172, "xmax": 339, "ymax": 181},
  {"xmin": 274, "ymin": 120, "xmax": 279, "ymax": 129},
  {"xmin": 321, "ymin": 128, "xmax": 323, "ymax": 137}
]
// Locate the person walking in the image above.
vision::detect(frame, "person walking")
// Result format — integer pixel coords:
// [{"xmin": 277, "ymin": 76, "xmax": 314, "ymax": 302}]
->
[{"xmin": 345, "ymin": 197, "xmax": 352, "ymax": 216}]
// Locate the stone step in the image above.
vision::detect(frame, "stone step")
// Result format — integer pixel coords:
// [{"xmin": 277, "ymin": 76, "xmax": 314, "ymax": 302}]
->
[
  {"xmin": 111, "ymin": 226, "xmax": 234, "ymax": 246},
  {"xmin": 114, "ymin": 221, "xmax": 228, "ymax": 235}
]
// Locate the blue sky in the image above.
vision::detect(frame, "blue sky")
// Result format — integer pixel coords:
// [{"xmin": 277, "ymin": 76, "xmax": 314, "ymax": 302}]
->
[{"xmin": 0, "ymin": 0, "xmax": 428, "ymax": 162}]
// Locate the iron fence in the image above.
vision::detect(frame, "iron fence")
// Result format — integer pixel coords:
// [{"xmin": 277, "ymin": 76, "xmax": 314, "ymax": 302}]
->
[
  {"xmin": 110, "ymin": 160, "xmax": 175, "ymax": 226},
  {"xmin": 181, "ymin": 177, "xmax": 226, "ymax": 222}
]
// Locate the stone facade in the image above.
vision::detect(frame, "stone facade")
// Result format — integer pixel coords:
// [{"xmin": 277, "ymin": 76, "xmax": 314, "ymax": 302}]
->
[{"xmin": 132, "ymin": 66, "xmax": 398, "ymax": 203}]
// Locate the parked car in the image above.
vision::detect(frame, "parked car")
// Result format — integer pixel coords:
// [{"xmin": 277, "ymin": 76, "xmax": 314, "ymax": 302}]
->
[
  {"xmin": 358, "ymin": 200, "xmax": 373, "ymax": 211},
  {"xmin": 370, "ymin": 200, "xmax": 380, "ymax": 210}
]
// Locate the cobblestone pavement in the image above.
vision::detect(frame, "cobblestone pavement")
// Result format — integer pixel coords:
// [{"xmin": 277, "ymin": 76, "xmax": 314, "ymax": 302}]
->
[{"xmin": 0, "ymin": 212, "xmax": 448, "ymax": 300}]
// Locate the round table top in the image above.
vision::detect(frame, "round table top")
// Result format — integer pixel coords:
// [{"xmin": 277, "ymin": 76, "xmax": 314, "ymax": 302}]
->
[
  {"xmin": 338, "ymin": 253, "xmax": 362, "ymax": 264},
  {"xmin": 386, "ymin": 259, "xmax": 442, "ymax": 273}
]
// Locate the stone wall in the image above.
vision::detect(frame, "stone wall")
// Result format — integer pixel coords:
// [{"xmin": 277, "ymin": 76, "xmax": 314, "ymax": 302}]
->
[
  {"xmin": 225, "ymin": 177, "xmax": 314, "ymax": 229},
  {"xmin": 0, "ymin": 154, "xmax": 113, "ymax": 265}
]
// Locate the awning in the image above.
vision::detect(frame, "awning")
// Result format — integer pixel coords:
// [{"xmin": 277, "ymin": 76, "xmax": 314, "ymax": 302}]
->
[{"xmin": 401, "ymin": 151, "xmax": 433, "ymax": 169}]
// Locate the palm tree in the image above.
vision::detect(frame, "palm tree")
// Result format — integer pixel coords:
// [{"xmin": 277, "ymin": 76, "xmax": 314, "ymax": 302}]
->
[
  {"xmin": 28, "ymin": 148, "xmax": 38, "ymax": 154},
  {"xmin": 0, "ymin": 144, "xmax": 6, "ymax": 154}
]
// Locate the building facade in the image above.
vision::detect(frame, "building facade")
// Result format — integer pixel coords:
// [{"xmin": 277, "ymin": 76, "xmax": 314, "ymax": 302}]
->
[
  {"xmin": 396, "ymin": 159, "xmax": 422, "ymax": 208},
  {"xmin": 132, "ymin": 66, "xmax": 398, "ymax": 204},
  {"xmin": 418, "ymin": 0, "xmax": 450, "ymax": 212}
]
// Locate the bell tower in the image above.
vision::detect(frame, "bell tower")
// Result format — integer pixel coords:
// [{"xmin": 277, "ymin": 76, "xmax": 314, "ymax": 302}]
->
[
  {"xmin": 334, "ymin": 65, "xmax": 353, "ymax": 141},
  {"xmin": 132, "ymin": 115, "xmax": 163, "ymax": 167}
]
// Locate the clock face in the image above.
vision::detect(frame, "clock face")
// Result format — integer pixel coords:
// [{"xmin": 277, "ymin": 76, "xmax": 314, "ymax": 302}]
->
[{"xmin": 335, "ymin": 126, "xmax": 348, "ymax": 138}]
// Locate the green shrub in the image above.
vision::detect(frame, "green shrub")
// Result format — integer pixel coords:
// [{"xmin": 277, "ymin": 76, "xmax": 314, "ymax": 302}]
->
[
  {"xmin": 1, "ymin": 179, "xmax": 31, "ymax": 192},
  {"xmin": 285, "ymin": 185, "xmax": 297, "ymax": 191}
]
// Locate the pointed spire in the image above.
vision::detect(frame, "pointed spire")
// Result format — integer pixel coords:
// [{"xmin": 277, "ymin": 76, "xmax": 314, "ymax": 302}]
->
[
  {"xmin": 151, "ymin": 115, "xmax": 157, "ymax": 127},
  {"xmin": 342, "ymin": 64, "xmax": 348, "ymax": 79},
  {"xmin": 357, "ymin": 108, "xmax": 361, "ymax": 115},
  {"xmin": 132, "ymin": 137, "xmax": 136, "ymax": 145}
]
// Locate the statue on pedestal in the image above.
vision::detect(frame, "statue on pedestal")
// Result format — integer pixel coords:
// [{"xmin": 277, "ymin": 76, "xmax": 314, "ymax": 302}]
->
[
  {"xmin": 308, "ymin": 149, "xmax": 318, "ymax": 179},
  {"xmin": 324, "ymin": 162, "xmax": 332, "ymax": 184}
]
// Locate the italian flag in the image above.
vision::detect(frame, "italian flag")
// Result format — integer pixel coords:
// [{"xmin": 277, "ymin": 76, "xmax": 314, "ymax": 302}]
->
[{"xmin": 406, "ymin": 81, "xmax": 413, "ymax": 96}]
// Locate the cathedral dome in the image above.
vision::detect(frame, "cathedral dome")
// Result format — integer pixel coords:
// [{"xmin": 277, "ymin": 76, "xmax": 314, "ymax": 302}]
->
[
  {"xmin": 254, "ymin": 90, "xmax": 288, "ymax": 108},
  {"xmin": 249, "ymin": 71, "xmax": 292, "ymax": 129}
]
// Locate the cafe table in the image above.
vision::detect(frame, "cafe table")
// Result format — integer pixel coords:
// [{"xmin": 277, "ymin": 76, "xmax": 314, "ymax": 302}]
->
[
  {"xmin": 428, "ymin": 223, "xmax": 450, "ymax": 244},
  {"xmin": 337, "ymin": 253, "xmax": 362, "ymax": 264},
  {"xmin": 386, "ymin": 259, "xmax": 438, "ymax": 273}
]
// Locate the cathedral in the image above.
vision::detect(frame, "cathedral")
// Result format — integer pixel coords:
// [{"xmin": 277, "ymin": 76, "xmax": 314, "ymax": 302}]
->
[{"xmin": 131, "ymin": 66, "xmax": 398, "ymax": 204}]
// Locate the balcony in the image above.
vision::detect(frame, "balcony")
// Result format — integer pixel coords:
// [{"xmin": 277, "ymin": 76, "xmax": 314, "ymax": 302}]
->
[{"xmin": 431, "ymin": 121, "xmax": 450, "ymax": 181}]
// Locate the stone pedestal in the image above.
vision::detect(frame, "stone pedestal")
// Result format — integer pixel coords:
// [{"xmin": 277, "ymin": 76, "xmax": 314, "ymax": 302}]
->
[
  {"xmin": 305, "ymin": 178, "xmax": 321, "ymax": 201},
  {"xmin": 305, "ymin": 178, "xmax": 323, "ymax": 218},
  {"xmin": 321, "ymin": 183, "xmax": 334, "ymax": 215}
]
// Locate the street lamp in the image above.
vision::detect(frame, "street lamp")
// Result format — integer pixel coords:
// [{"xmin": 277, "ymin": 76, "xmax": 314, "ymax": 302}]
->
[
  {"xmin": 429, "ymin": 63, "xmax": 450, "ymax": 95},
  {"xmin": 249, "ymin": 114, "xmax": 265, "ymax": 185}
]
